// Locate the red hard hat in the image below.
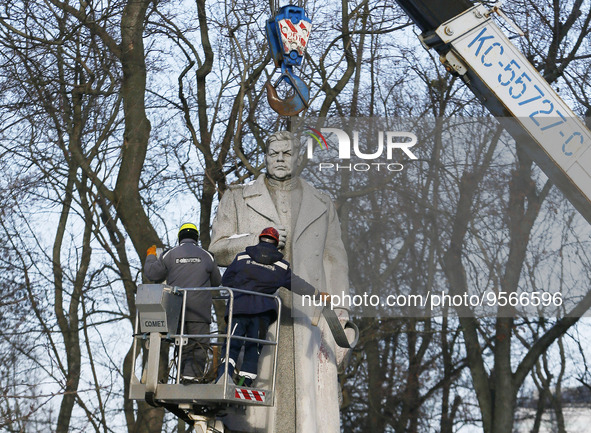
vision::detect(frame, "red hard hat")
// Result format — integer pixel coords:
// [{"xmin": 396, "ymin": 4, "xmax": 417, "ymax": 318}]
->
[{"xmin": 259, "ymin": 227, "xmax": 280, "ymax": 243}]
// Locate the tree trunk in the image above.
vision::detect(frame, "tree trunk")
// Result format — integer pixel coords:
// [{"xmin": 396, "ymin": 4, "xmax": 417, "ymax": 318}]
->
[
  {"xmin": 115, "ymin": 0, "xmax": 160, "ymax": 256},
  {"xmin": 117, "ymin": 2, "xmax": 165, "ymax": 432},
  {"xmin": 365, "ymin": 319, "xmax": 384, "ymax": 433}
]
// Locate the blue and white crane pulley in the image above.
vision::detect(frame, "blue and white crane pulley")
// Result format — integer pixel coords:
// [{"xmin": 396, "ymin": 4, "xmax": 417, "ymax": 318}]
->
[{"xmin": 265, "ymin": 5, "xmax": 312, "ymax": 116}]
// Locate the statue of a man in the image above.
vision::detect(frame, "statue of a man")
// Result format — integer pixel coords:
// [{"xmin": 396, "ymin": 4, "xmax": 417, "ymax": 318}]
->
[{"xmin": 210, "ymin": 131, "xmax": 350, "ymax": 433}]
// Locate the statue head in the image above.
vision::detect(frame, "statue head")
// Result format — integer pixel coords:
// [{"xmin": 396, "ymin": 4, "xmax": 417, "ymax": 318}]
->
[{"xmin": 265, "ymin": 131, "xmax": 296, "ymax": 181}]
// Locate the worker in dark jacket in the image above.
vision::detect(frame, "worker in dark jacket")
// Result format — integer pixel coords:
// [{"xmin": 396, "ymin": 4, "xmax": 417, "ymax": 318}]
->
[
  {"xmin": 144, "ymin": 223, "xmax": 221, "ymax": 381},
  {"xmin": 216, "ymin": 227, "xmax": 324, "ymax": 387}
]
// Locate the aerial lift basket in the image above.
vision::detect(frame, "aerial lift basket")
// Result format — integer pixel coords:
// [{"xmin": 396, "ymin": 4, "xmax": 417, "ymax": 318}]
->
[{"xmin": 129, "ymin": 284, "xmax": 282, "ymax": 430}]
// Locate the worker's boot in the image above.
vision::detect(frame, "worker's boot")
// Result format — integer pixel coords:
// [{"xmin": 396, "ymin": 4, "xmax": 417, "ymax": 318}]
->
[{"xmin": 236, "ymin": 375, "xmax": 253, "ymax": 387}]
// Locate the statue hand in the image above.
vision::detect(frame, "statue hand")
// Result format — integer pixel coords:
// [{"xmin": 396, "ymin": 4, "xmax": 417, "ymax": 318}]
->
[{"xmin": 277, "ymin": 226, "xmax": 287, "ymax": 249}]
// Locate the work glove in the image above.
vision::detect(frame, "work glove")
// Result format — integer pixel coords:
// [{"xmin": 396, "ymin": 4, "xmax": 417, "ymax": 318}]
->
[
  {"xmin": 147, "ymin": 245, "xmax": 157, "ymax": 257},
  {"xmin": 317, "ymin": 291, "xmax": 332, "ymax": 304}
]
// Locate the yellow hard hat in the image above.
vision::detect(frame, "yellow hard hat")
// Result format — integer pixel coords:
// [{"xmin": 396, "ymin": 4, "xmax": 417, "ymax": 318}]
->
[{"xmin": 178, "ymin": 223, "xmax": 199, "ymax": 242}]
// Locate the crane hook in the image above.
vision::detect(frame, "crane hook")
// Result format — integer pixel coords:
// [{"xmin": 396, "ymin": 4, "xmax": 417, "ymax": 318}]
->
[{"xmin": 265, "ymin": 70, "xmax": 310, "ymax": 117}]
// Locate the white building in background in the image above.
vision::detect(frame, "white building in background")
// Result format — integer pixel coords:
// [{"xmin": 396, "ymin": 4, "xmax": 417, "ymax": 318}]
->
[
  {"xmin": 514, "ymin": 386, "xmax": 591, "ymax": 433},
  {"xmin": 514, "ymin": 406, "xmax": 591, "ymax": 433}
]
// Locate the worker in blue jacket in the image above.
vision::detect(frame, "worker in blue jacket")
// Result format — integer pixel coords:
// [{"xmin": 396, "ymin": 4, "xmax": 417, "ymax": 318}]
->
[{"xmin": 216, "ymin": 227, "xmax": 325, "ymax": 387}]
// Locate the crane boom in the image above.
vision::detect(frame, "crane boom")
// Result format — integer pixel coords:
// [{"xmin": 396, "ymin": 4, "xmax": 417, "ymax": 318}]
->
[{"xmin": 396, "ymin": 1, "xmax": 591, "ymax": 223}]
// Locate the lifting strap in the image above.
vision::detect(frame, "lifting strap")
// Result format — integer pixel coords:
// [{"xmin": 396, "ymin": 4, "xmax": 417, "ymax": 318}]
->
[{"xmin": 321, "ymin": 306, "xmax": 359, "ymax": 349}]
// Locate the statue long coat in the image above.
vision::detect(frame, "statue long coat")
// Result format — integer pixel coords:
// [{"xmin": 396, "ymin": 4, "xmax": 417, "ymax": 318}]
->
[{"xmin": 210, "ymin": 174, "xmax": 350, "ymax": 433}]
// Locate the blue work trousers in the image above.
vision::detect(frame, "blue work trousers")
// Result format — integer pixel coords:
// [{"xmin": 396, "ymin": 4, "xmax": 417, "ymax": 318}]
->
[{"xmin": 222, "ymin": 312, "xmax": 273, "ymax": 375}]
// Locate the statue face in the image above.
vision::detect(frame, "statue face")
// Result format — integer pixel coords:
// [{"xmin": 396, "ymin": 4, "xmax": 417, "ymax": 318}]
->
[{"xmin": 265, "ymin": 139, "xmax": 293, "ymax": 180}]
